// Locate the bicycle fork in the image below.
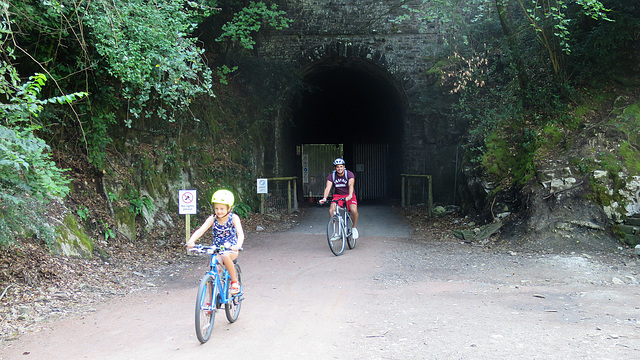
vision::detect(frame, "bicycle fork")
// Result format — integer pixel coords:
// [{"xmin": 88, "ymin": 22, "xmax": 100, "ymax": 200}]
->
[
  {"xmin": 333, "ymin": 213, "xmax": 352, "ymax": 238},
  {"xmin": 342, "ymin": 213, "xmax": 353, "ymax": 237}
]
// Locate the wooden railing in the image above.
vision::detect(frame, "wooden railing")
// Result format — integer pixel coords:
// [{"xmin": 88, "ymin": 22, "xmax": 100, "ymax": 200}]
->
[{"xmin": 259, "ymin": 176, "xmax": 298, "ymax": 214}]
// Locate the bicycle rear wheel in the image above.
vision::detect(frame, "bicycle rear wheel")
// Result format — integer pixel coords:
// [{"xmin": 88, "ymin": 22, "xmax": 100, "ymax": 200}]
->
[
  {"xmin": 195, "ymin": 274, "xmax": 216, "ymax": 343},
  {"xmin": 225, "ymin": 263, "xmax": 243, "ymax": 323},
  {"xmin": 346, "ymin": 214, "xmax": 356, "ymax": 249},
  {"xmin": 327, "ymin": 216, "xmax": 345, "ymax": 256}
]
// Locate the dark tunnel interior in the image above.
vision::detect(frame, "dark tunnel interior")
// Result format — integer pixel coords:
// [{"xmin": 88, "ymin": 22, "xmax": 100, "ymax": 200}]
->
[
  {"xmin": 285, "ymin": 60, "xmax": 407, "ymax": 201},
  {"xmin": 291, "ymin": 66, "xmax": 404, "ymax": 144}
]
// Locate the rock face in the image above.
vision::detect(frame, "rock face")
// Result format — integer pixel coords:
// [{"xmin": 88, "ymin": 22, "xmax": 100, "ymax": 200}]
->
[
  {"xmin": 459, "ymin": 97, "xmax": 640, "ymax": 251},
  {"xmin": 53, "ymin": 213, "xmax": 93, "ymax": 258},
  {"xmin": 603, "ymin": 175, "xmax": 640, "ymax": 220}
]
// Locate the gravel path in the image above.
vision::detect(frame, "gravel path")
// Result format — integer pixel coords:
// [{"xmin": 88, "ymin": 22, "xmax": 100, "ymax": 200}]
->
[{"xmin": 2, "ymin": 206, "xmax": 639, "ymax": 359}]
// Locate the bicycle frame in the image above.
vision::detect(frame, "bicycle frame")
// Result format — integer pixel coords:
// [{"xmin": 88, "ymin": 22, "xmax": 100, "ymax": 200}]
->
[
  {"xmin": 191, "ymin": 245, "xmax": 243, "ymax": 343},
  {"xmin": 204, "ymin": 248, "xmax": 232, "ymax": 307},
  {"xmin": 332, "ymin": 199, "xmax": 352, "ymax": 237}
]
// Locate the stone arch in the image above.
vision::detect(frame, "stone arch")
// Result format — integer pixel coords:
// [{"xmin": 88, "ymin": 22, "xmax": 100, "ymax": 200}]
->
[
  {"xmin": 276, "ymin": 40, "xmax": 410, "ymax": 201},
  {"xmin": 296, "ymin": 41, "xmax": 414, "ymax": 103}
]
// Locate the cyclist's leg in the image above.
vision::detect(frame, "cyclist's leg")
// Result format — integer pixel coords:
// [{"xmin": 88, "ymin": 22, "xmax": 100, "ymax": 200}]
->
[
  {"xmin": 347, "ymin": 195, "xmax": 359, "ymax": 239},
  {"xmin": 329, "ymin": 202, "xmax": 337, "ymax": 217},
  {"xmin": 347, "ymin": 194, "xmax": 359, "ymax": 228},
  {"xmin": 220, "ymin": 252, "xmax": 239, "ymax": 283},
  {"xmin": 349, "ymin": 203, "xmax": 359, "ymax": 228},
  {"xmin": 220, "ymin": 252, "xmax": 241, "ymax": 294}
]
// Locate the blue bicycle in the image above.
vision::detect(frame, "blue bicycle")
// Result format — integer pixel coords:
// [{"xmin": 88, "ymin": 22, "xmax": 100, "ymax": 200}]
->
[{"xmin": 189, "ymin": 244, "xmax": 243, "ymax": 344}]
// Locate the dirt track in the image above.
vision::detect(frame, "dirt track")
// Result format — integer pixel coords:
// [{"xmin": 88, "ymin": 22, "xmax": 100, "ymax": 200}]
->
[{"xmin": 2, "ymin": 206, "xmax": 640, "ymax": 359}]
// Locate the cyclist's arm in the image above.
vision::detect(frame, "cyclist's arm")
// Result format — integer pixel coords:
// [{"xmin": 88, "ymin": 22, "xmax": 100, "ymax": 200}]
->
[
  {"xmin": 231, "ymin": 215, "xmax": 245, "ymax": 250},
  {"xmin": 186, "ymin": 215, "xmax": 214, "ymax": 248},
  {"xmin": 319, "ymin": 179, "xmax": 333, "ymax": 203},
  {"xmin": 346, "ymin": 177, "xmax": 355, "ymax": 200}
]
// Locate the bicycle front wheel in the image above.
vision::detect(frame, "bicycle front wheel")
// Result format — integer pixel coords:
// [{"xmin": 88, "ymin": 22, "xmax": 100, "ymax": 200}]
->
[
  {"xmin": 346, "ymin": 214, "xmax": 356, "ymax": 250},
  {"xmin": 327, "ymin": 216, "xmax": 345, "ymax": 256},
  {"xmin": 225, "ymin": 263, "xmax": 243, "ymax": 323},
  {"xmin": 195, "ymin": 274, "xmax": 216, "ymax": 343}
]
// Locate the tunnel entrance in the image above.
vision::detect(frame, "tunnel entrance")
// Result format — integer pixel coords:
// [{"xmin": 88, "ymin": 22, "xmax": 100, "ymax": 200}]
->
[{"xmin": 284, "ymin": 58, "xmax": 407, "ymax": 203}]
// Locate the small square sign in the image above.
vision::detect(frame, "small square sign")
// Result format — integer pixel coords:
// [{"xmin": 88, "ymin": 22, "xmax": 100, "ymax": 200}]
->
[
  {"xmin": 257, "ymin": 178, "xmax": 268, "ymax": 194},
  {"xmin": 179, "ymin": 190, "xmax": 197, "ymax": 215}
]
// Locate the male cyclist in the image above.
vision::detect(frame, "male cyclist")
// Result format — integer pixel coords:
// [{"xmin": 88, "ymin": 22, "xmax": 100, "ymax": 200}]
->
[{"xmin": 319, "ymin": 158, "xmax": 359, "ymax": 240}]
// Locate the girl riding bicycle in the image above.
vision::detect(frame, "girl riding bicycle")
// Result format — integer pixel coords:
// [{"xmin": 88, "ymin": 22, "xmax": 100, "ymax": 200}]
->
[{"xmin": 187, "ymin": 189, "xmax": 245, "ymax": 294}]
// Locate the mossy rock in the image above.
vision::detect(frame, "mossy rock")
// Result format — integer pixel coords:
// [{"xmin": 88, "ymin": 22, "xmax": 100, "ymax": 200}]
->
[
  {"xmin": 53, "ymin": 214, "xmax": 93, "ymax": 258},
  {"xmin": 617, "ymin": 224, "xmax": 640, "ymax": 236},
  {"xmin": 625, "ymin": 217, "xmax": 640, "ymax": 227},
  {"xmin": 115, "ymin": 206, "xmax": 136, "ymax": 241},
  {"xmin": 622, "ymin": 234, "xmax": 640, "ymax": 247}
]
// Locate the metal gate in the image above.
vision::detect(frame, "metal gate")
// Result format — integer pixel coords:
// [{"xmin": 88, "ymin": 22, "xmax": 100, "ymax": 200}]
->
[
  {"xmin": 353, "ymin": 143, "xmax": 388, "ymax": 200},
  {"xmin": 301, "ymin": 143, "xmax": 388, "ymax": 201},
  {"xmin": 301, "ymin": 144, "xmax": 343, "ymax": 198}
]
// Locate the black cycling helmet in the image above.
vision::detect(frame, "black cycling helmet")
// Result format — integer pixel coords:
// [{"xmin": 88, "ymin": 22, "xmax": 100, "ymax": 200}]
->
[{"xmin": 333, "ymin": 158, "xmax": 345, "ymax": 166}]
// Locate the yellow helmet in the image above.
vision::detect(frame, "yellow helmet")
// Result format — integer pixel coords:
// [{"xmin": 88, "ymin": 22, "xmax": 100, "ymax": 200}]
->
[{"xmin": 211, "ymin": 189, "xmax": 234, "ymax": 206}]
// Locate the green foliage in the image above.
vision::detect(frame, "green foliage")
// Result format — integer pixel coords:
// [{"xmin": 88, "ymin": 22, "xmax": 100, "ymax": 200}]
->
[
  {"xmin": 619, "ymin": 142, "xmax": 640, "ymax": 175},
  {"xmin": 396, "ymin": 0, "xmax": 627, "ymax": 193},
  {"xmin": 521, "ymin": 0, "xmax": 612, "ymax": 55},
  {"xmin": 482, "ymin": 132, "xmax": 511, "ymax": 177},
  {"xmin": 570, "ymin": 157, "xmax": 596, "ymax": 175},
  {"xmin": 84, "ymin": 0, "xmax": 217, "ymax": 126},
  {"xmin": 0, "ymin": 25, "xmax": 87, "ymax": 244},
  {"xmin": 4, "ymin": 0, "xmax": 295, "ymax": 173},
  {"xmin": 124, "ymin": 189, "xmax": 155, "ymax": 216},
  {"xmin": 570, "ymin": 1, "xmax": 640, "ymax": 83},
  {"xmin": 233, "ymin": 202, "xmax": 252, "ymax": 219},
  {"xmin": 405, "ymin": 0, "xmax": 612, "ymax": 78},
  {"xmin": 0, "ymin": 71, "xmax": 87, "ymax": 203},
  {"xmin": 101, "ymin": 219, "xmax": 116, "ymax": 241},
  {"xmin": 587, "ymin": 178, "xmax": 615, "ymax": 206},
  {"xmin": 217, "ymin": 65, "xmax": 239, "ymax": 85},
  {"xmin": 84, "ymin": 112, "xmax": 117, "ymax": 170},
  {"xmin": 0, "ymin": 197, "xmax": 57, "ymax": 248},
  {"xmin": 482, "ymin": 126, "xmax": 538, "ymax": 186},
  {"xmin": 606, "ymin": 102, "xmax": 640, "ymax": 177},
  {"xmin": 540, "ymin": 123, "xmax": 565, "ymax": 148},
  {"xmin": 77, "ymin": 206, "xmax": 90, "ymax": 221},
  {"xmin": 108, "ymin": 191, "xmax": 119, "ymax": 203},
  {"xmin": 1, "ymin": 72, "xmax": 87, "ymax": 126},
  {"xmin": 599, "ymin": 152, "xmax": 623, "ymax": 175},
  {"xmin": 0, "ymin": 126, "xmax": 69, "ymax": 203},
  {"xmin": 217, "ymin": 1, "xmax": 292, "ymax": 50}
]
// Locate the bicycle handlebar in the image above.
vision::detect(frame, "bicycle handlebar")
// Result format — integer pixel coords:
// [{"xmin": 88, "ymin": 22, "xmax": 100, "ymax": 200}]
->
[
  {"xmin": 188, "ymin": 244, "xmax": 243, "ymax": 254},
  {"xmin": 319, "ymin": 198, "xmax": 349, "ymax": 208}
]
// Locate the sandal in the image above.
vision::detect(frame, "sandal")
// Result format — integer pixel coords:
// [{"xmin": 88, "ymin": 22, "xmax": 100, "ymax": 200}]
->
[{"xmin": 230, "ymin": 281, "xmax": 240, "ymax": 295}]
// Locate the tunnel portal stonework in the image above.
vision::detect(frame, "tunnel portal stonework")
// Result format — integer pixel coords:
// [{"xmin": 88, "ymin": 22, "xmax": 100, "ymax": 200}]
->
[{"xmin": 255, "ymin": 0, "xmax": 463, "ymax": 203}]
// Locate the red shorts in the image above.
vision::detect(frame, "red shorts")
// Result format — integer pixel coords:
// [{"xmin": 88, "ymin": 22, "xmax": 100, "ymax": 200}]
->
[{"xmin": 332, "ymin": 194, "xmax": 357, "ymax": 208}]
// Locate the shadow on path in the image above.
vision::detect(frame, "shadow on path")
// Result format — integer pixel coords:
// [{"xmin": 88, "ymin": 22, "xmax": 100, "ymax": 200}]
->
[{"xmin": 288, "ymin": 205, "xmax": 412, "ymax": 238}]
